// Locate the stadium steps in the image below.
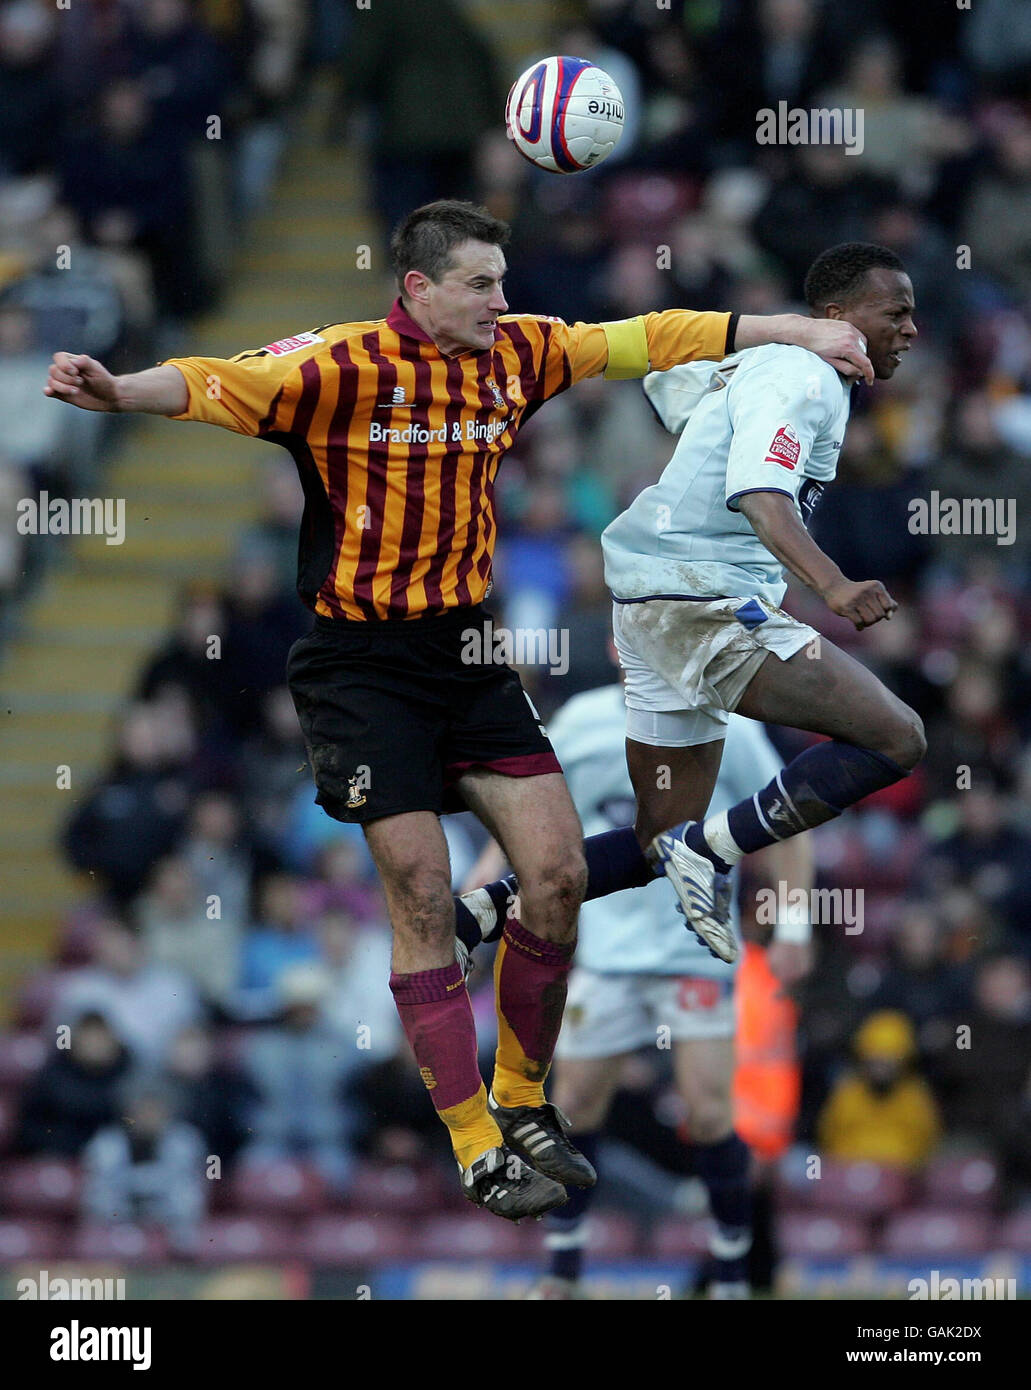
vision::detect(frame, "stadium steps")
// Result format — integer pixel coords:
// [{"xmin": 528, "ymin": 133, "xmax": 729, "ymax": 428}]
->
[{"xmin": 0, "ymin": 74, "xmax": 381, "ymax": 1014}]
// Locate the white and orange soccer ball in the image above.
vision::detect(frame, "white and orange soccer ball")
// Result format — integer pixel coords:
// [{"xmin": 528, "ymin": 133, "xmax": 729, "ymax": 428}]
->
[{"xmin": 505, "ymin": 55, "xmax": 624, "ymax": 174}]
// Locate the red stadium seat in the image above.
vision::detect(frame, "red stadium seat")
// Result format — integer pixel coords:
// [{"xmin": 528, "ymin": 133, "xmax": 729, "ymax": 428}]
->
[
  {"xmin": 346, "ymin": 1162, "xmax": 447, "ymax": 1216},
  {"xmin": 297, "ymin": 1215, "xmax": 411, "ymax": 1265},
  {"xmin": 519, "ymin": 1209, "xmax": 641, "ymax": 1260},
  {"xmin": 921, "ymin": 1154, "xmax": 999, "ymax": 1210},
  {"xmin": 777, "ymin": 1213, "xmax": 872, "ymax": 1257},
  {"xmin": 648, "ymin": 1218, "xmax": 712, "ymax": 1259},
  {"xmin": 228, "ymin": 1161, "xmax": 330, "ymax": 1216},
  {"xmin": 779, "ymin": 1159, "xmax": 911, "ymax": 1218},
  {"xmin": 0, "ymin": 1158, "xmax": 80, "ymax": 1216},
  {"xmin": 0, "ymin": 1032, "xmax": 46, "ymax": 1089},
  {"xmin": 0, "ymin": 1219, "xmax": 65, "ymax": 1261},
  {"xmin": 415, "ymin": 1214, "xmax": 528, "ymax": 1260},
  {"xmin": 996, "ymin": 1210, "xmax": 1031, "ymax": 1255},
  {"xmin": 73, "ymin": 1224, "xmax": 170, "ymax": 1263},
  {"xmin": 194, "ymin": 1216, "xmax": 298, "ymax": 1264},
  {"xmin": 881, "ymin": 1209, "xmax": 993, "ymax": 1257}
]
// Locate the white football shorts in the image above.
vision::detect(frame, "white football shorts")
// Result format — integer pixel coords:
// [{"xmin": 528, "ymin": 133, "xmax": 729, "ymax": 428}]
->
[
  {"xmin": 555, "ymin": 965, "xmax": 736, "ymax": 1059},
  {"xmin": 612, "ymin": 595, "xmax": 818, "ymax": 746}
]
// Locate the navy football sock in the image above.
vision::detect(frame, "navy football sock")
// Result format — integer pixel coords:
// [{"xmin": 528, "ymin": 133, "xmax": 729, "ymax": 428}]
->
[
  {"xmin": 455, "ymin": 828, "xmax": 656, "ymax": 948},
  {"xmin": 685, "ymin": 741, "xmax": 910, "ymax": 869},
  {"xmin": 694, "ymin": 1132, "xmax": 753, "ymax": 1284},
  {"xmin": 583, "ymin": 826, "xmax": 657, "ymax": 897},
  {"xmin": 545, "ymin": 1131, "xmax": 599, "ymax": 1283}
]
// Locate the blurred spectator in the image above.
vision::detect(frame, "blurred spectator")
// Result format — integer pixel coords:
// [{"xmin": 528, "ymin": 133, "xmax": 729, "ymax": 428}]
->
[
  {"xmin": 817, "ymin": 1010, "xmax": 942, "ymax": 1169},
  {"xmin": 17, "ymin": 1010, "xmax": 130, "ymax": 1157},
  {"xmin": 936, "ymin": 955, "xmax": 1031, "ymax": 1181},
  {"xmin": 867, "ymin": 905, "xmax": 971, "ymax": 1081},
  {"xmin": 166, "ymin": 1022, "xmax": 255, "ymax": 1167},
  {"xmin": 335, "ymin": 0, "xmax": 501, "ymax": 238},
  {"xmin": 318, "ymin": 911, "xmax": 399, "ymax": 1057},
  {"xmin": 179, "ymin": 790, "xmax": 252, "ymax": 931},
  {"xmin": 239, "ymin": 962, "xmax": 355, "ymax": 1192},
  {"xmin": 63, "ymin": 700, "xmax": 196, "ymax": 904},
  {"xmin": 81, "ymin": 1072, "xmax": 207, "ymax": 1252},
  {"xmin": 219, "ymin": 543, "xmax": 308, "ymax": 737},
  {"xmin": 60, "ymin": 78, "xmax": 204, "ymax": 316},
  {"xmin": 960, "ymin": 107, "xmax": 1031, "ymax": 302},
  {"xmin": 926, "ymin": 787, "xmax": 1031, "ymax": 944},
  {"xmin": 237, "ymin": 871, "xmax": 321, "ymax": 1017},
  {"xmin": 236, "ymin": 685, "xmax": 309, "ymax": 861},
  {"xmin": 0, "ymin": 0, "xmax": 62, "ymax": 177},
  {"xmin": 135, "ymin": 854, "xmax": 242, "ymax": 1012},
  {"xmin": 51, "ymin": 916, "xmax": 201, "ymax": 1067}
]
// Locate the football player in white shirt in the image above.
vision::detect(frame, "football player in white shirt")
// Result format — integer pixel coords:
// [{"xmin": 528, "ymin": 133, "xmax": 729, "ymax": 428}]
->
[
  {"xmin": 600, "ymin": 243, "xmax": 924, "ymax": 961},
  {"xmin": 533, "ymin": 682, "xmax": 813, "ymax": 1298}
]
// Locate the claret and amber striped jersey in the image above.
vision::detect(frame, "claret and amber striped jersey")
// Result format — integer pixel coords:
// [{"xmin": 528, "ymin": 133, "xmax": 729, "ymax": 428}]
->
[{"xmin": 163, "ymin": 299, "xmax": 732, "ymax": 621}]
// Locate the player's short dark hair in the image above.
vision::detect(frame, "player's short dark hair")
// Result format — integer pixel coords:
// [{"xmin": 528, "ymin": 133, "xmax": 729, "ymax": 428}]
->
[
  {"xmin": 390, "ymin": 200, "xmax": 510, "ymax": 290},
  {"xmin": 803, "ymin": 242, "xmax": 907, "ymax": 310}
]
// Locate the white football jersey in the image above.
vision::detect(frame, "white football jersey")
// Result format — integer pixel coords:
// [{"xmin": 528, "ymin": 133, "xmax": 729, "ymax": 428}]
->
[
  {"xmin": 547, "ymin": 685, "xmax": 784, "ymax": 976},
  {"xmin": 601, "ymin": 343, "xmax": 852, "ymax": 606}
]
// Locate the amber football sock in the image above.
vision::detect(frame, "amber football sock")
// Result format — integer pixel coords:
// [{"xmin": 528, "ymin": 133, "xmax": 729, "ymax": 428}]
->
[{"xmin": 492, "ymin": 917, "xmax": 575, "ymax": 1110}]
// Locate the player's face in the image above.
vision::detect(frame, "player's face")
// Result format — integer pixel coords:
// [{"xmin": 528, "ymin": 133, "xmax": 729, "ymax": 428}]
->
[
  {"xmin": 843, "ymin": 268, "xmax": 917, "ymax": 380},
  {"xmin": 423, "ymin": 241, "xmax": 509, "ymax": 354}
]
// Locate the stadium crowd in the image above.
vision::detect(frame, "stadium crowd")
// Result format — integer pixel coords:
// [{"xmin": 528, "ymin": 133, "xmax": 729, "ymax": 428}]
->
[{"xmin": 1, "ymin": 0, "xmax": 1029, "ymax": 1280}]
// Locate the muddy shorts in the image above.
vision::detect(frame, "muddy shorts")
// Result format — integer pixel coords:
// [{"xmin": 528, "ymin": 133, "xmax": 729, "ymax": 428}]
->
[{"xmin": 612, "ymin": 595, "xmax": 817, "ymax": 746}]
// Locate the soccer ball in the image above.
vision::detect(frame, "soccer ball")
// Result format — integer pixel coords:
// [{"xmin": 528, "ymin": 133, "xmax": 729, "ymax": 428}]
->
[{"xmin": 505, "ymin": 55, "xmax": 624, "ymax": 174}]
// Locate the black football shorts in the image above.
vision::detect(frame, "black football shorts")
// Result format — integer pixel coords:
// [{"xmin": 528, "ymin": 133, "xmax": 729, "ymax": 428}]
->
[{"xmin": 286, "ymin": 605, "xmax": 561, "ymax": 824}]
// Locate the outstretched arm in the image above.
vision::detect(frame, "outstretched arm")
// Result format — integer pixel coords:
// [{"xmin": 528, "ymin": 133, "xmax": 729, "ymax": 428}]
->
[{"xmin": 44, "ymin": 353, "xmax": 188, "ymax": 415}]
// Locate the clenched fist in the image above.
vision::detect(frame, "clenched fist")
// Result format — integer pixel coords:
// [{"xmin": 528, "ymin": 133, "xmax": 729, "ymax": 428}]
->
[{"xmin": 822, "ymin": 577, "xmax": 898, "ymax": 630}]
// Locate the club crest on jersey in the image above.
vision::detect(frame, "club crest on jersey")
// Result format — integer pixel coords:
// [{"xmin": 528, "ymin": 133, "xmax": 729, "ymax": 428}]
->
[
  {"xmin": 485, "ymin": 377, "xmax": 506, "ymax": 409},
  {"xmin": 263, "ymin": 331, "xmax": 324, "ymax": 357},
  {"xmin": 765, "ymin": 423, "xmax": 801, "ymax": 470},
  {"xmin": 346, "ymin": 776, "xmax": 367, "ymax": 809}
]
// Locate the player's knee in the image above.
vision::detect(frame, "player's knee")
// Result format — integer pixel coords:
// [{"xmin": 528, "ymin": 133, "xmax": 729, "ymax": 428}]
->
[
  {"xmin": 884, "ymin": 705, "xmax": 927, "ymax": 771},
  {"xmin": 521, "ymin": 850, "xmax": 587, "ymax": 926}
]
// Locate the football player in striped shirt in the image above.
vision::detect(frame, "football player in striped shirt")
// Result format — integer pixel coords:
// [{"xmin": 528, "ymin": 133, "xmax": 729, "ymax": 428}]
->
[{"xmin": 45, "ymin": 200, "xmax": 871, "ymax": 1220}]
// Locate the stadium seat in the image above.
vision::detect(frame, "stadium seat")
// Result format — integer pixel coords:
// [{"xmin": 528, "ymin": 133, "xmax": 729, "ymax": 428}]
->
[
  {"xmin": 297, "ymin": 1215, "xmax": 411, "ymax": 1265},
  {"xmin": 0, "ymin": 1031, "xmax": 46, "ymax": 1089},
  {"xmin": 921, "ymin": 1154, "xmax": 999, "ymax": 1210},
  {"xmin": 880, "ymin": 1209, "xmax": 993, "ymax": 1257},
  {"xmin": 996, "ymin": 1210, "xmax": 1031, "ymax": 1255},
  {"xmin": 73, "ymin": 1224, "xmax": 170, "ymax": 1263},
  {"xmin": 416, "ymin": 1213, "xmax": 529, "ymax": 1260},
  {"xmin": 778, "ymin": 1158, "xmax": 911, "ymax": 1218},
  {"xmin": 648, "ymin": 1218, "xmax": 713, "ymax": 1259},
  {"xmin": 519, "ymin": 1208, "xmax": 641, "ymax": 1259},
  {"xmin": 194, "ymin": 1216, "xmax": 298, "ymax": 1264},
  {"xmin": 777, "ymin": 1213, "xmax": 872, "ymax": 1257},
  {"xmin": 0, "ymin": 1219, "xmax": 64, "ymax": 1261},
  {"xmin": 346, "ymin": 1162, "xmax": 447, "ymax": 1216},
  {"xmin": 0, "ymin": 1158, "xmax": 81, "ymax": 1216},
  {"xmin": 228, "ymin": 1161, "xmax": 330, "ymax": 1216}
]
